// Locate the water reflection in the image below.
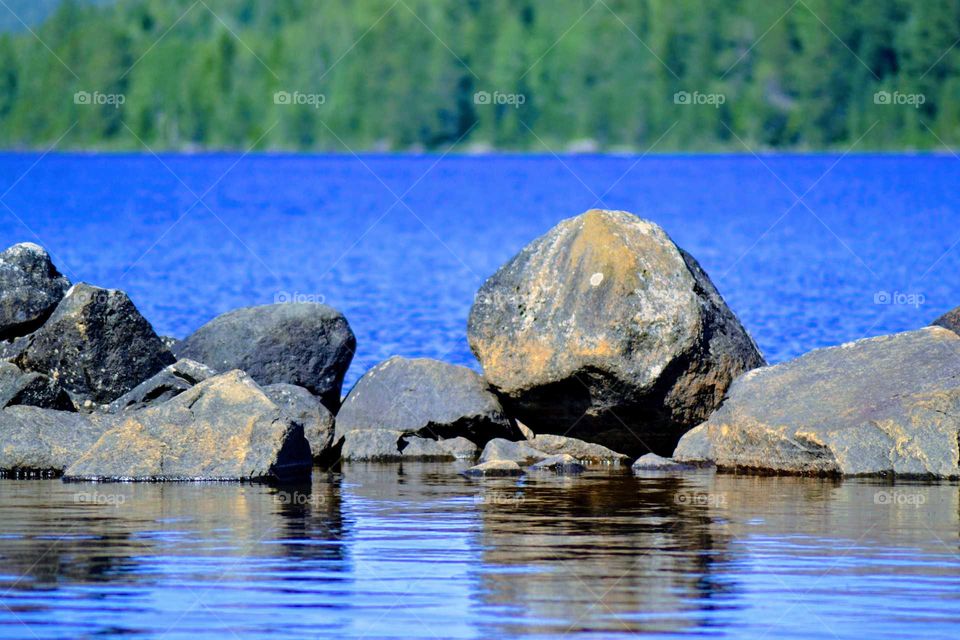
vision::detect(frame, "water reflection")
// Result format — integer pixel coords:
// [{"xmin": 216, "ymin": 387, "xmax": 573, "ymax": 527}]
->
[{"xmin": 0, "ymin": 466, "xmax": 957, "ymax": 639}]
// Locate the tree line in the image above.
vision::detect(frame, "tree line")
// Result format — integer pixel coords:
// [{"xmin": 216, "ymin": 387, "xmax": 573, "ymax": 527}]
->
[{"xmin": 0, "ymin": 0, "xmax": 957, "ymax": 151}]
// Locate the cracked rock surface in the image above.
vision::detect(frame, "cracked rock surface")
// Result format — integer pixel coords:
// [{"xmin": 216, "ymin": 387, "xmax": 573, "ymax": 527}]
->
[{"xmin": 674, "ymin": 327, "xmax": 960, "ymax": 478}]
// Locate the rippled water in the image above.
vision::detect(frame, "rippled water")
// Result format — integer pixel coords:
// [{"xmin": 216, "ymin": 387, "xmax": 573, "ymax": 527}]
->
[
  {"xmin": 0, "ymin": 467, "xmax": 958, "ymax": 639},
  {"xmin": 2, "ymin": 154, "xmax": 960, "ymax": 638}
]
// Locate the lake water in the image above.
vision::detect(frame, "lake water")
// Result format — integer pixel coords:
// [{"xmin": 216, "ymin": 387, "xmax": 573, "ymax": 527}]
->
[{"xmin": 1, "ymin": 154, "xmax": 959, "ymax": 638}]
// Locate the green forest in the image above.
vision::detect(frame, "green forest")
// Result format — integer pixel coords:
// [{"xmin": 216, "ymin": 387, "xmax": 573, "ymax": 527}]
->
[{"xmin": 0, "ymin": 0, "xmax": 958, "ymax": 151}]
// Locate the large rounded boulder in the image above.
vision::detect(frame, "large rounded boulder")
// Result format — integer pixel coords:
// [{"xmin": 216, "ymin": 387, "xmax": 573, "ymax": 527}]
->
[
  {"xmin": 467, "ymin": 209, "xmax": 764, "ymax": 457},
  {"xmin": 15, "ymin": 283, "xmax": 174, "ymax": 405},
  {"xmin": 0, "ymin": 242, "xmax": 70, "ymax": 339},
  {"xmin": 173, "ymin": 303, "xmax": 355, "ymax": 412},
  {"xmin": 335, "ymin": 356, "xmax": 521, "ymax": 447}
]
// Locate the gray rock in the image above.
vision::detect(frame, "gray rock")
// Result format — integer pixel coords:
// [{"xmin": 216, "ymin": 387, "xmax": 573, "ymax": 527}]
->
[
  {"xmin": 631, "ymin": 453, "xmax": 696, "ymax": 472},
  {"xmin": 479, "ymin": 438, "xmax": 550, "ymax": 465},
  {"xmin": 530, "ymin": 453, "xmax": 585, "ymax": 474},
  {"xmin": 0, "ymin": 406, "xmax": 111, "ymax": 474},
  {"xmin": 517, "ymin": 421, "xmax": 535, "ymax": 440},
  {"xmin": 674, "ymin": 327, "xmax": 960, "ymax": 478},
  {"xmin": 106, "ymin": 359, "xmax": 216, "ymax": 412},
  {"xmin": 14, "ymin": 284, "xmax": 174, "ymax": 404},
  {"xmin": 63, "ymin": 370, "xmax": 312, "ymax": 482},
  {"xmin": 0, "ymin": 243, "xmax": 70, "ymax": 339},
  {"xmin": 263, "ymin": 383, "xmax": 336, "ymax": 463},
  {"xmin": 0, "ymin": 336, "xmax": 29, "ymax": 362},
  {"xmin": 334, "ymin": 357, "xmax": 520, "ymax": 446},
  {"xmin": 468, "ymin": 209, "xmax": 764, "ymax": 457},
  {"xmin": 173, "ymin": 303, "xmax": 355, "ymax": 411},
  {"xmin": 0, "ymin": 362, "xmax": 73, "ymax": 410},
  {"xmin": 527, "ymin": 434, "xmax": 630, "ymax": 464},
  {"xmin": 340, "ymin": 428, "xmax": 478, "ymax": 461},
  {"xmin": 462, "ymin": 459, "xmax": 524, "ymax": 477}
]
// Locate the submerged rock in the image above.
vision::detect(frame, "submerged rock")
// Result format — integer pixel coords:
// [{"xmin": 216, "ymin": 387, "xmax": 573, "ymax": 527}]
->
[
  {"xmin": 0, "ymin": 243, "xmax": 70, "ymax": 339},
  {"xmin": 334, "ymin": 357, "xmax": 520, "ymax": 446},
  {"xmin": 462, "ymin": 459, "xmax": 524, "ymax": 477},
  {"xmin": 173, "ymin": 303, "xmax": 355, "ymax": 411},
  {"xmin": 63, "ymin": 371, "xmax": 312, "ymax": 482},
  {"xmin": 0, "ymin": 407, "xmax": 110, "ymax": 474},
  {"xmin": 340, "ymin": 428, "xmax": 478, "ymax": 461},
  {"xmin": 468, "ymin": 209, "xmax": 764, "ymax": 457},
  {"xmin": 530, "ymin": 453, "xmax": 585, "ymax": 474},
  {"xmin": 527, "ymin": 434, "xmax": 629, "ymax": 464},
  {"xmin": 106, "ymin": 359, "xmax": 216, "ymax": 412},
  {"xmin": 0, "ymin": 362, "xmax": 73, "ymax": 410},
  {"xmin": 263, "ymin": 383, "xmax": 336, "ymax": 462},
  {"xmin": 15, "ymin": 284, "xmax": 174, "ymax": 404},
  {"xmin": 674, "ymin": 327, "xmax": 960, "ymax": 478},
  {"xmin": 631, "ymin": 453, "xmax": 696, "ymax": 472}
]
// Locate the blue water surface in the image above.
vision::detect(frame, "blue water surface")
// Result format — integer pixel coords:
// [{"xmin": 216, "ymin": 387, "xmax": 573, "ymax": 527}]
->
[{"xmin": 1, "ymin": 153, "xmax": 957, "ymax": 386}]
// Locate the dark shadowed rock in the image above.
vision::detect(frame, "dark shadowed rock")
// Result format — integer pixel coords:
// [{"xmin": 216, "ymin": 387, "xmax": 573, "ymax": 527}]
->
[
  {"xmin": 334, "ymin": 357, "xmax": 521, "ymax": 446},
  {"xmin": 932, "ymin": 306, "xmax": 960, "ymax": 335},
  {"xmin": 0, "ymin": 362, "xmax": 73, "ymax": 410},
  {"xmin": 631, "ymin": 453, "xmax": 696, "ymax": 472},
  {"xmin": 340, "ymin": 428, "xmax": 478, "ymax": 461},
  {"xmin": 468, "ymin": 209, "xmax": 764, "ymax": 457},
  {"xmin": 106, "ymin": 359, "xmax": 216, "ymax": 412},
  {"xmin": 15, "ymin": 284, "xmax": 174, "ymax": 404},
  {"xmin": 0, "ymin": 243, "xmax": 70, "ymax": 339},
  {"xmin": 674, "ymin": 327, "xmax": 960, "ymax": 478},
  {"xmin": 63, "ymin": 370, "xmax": 312, "ymax": 482},
  {"xmin": 173, "ymin": 303, "xmax": 355, "ymax": 411},
  {"xmin": 462, "ymin": 459, "xmax": 524, "ymax": 477},
  {"xmin": 0, "ymin": 336, "xmax": 29, "ymax": 362},
  {"xmin": 0, "ymin": 407, "xmax": 111, "ymax": 474},
  {"xmin": 263, "ymin": 383, "xmax": 336, "ymax": 462}
]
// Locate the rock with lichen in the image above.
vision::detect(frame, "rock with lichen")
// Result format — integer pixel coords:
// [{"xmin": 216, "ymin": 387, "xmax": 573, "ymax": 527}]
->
[{"xmin": 468, "ymin": 209, "xmax": 764, "ymax": 457}]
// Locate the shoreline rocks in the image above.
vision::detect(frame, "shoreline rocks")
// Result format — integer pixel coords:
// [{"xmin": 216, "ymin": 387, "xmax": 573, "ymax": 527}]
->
[
  {"xmin": 468, "ymin": 209, "xmax": 764, "ymax": 458},
  {"xmin": 674, "ymin": 327, "xmax": 960, "ymax": 478},
  {"xmin": 0, "ymin": 243, "xmax": 70, "ymax": 340},
  {"xmin": 334, "ymin": 356, "xmax": 522, "ymax": 449},
  {"xmin": 173, "ymin": 303, "xmax": 355, "ymax": 412}
]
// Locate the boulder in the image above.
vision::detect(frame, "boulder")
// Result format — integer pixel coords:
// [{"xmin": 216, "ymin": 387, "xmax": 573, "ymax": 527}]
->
[
  {"xmin": 674, "ymin": 327, "xmax": 960, "ymax": 478},
  {"xmin": 468, "ymin": 209, "xmax": 764, "ymax": 457},
  {"xmin": 63, "ymin": 370, "xmax": 312, "ymax": 482},
  {"xmin": 631, "ymin": 453, "xmax": 696, "ymax": 472},
  {"xmin": 530, "ymin": 453, "xmax": 585, "ymax": 474},
  {"xmin": 173, "ymin": 303, "xmax": 355, "ymax": 411},
  {"xmin": 479, "ymin": 438, "xmax": 550, "ymax": 465},
  {"xmin": 462, "ymin": 459, "xmax": 524, "ymax": 477},
  {"xmin": 263, "ymin": 383, "xmax": 336, "ymax": 462},
  {"xmin": 334, "ymin": 357, "xmax": 520, "ymax": 446},
  {"xmin": 932, "ymin": 306, "xmax": 960, "ymax": 335},
  {"xmin": 527, "ymin": 434, "xmax": 630, "ymax": 464},
  {"xmin": 0, "ymin": 362, "xmax": 73, "ymax": 410},
  {"xmin": 0, "ymin": 243, "xmax": 70, "ymax": 339},
  {"xmin": 340, "ymin": 428, "xmax": 478, "ymax": 461},
  {"xmin": 106, "ymin": 359, "xmax": 216, "ymax": 412},
  {"xmin": 14, "ymin": 284, "xmax": 174, "ymax": 404},
  {"xmin": 0, "ymin": 406, "xmax": 111, "ymax": 474}
]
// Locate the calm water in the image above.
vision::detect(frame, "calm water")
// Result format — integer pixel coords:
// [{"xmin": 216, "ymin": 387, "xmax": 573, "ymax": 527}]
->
[{"xmin": 1, "ymin": 154, "xmax": 960, "ymax": 638}]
